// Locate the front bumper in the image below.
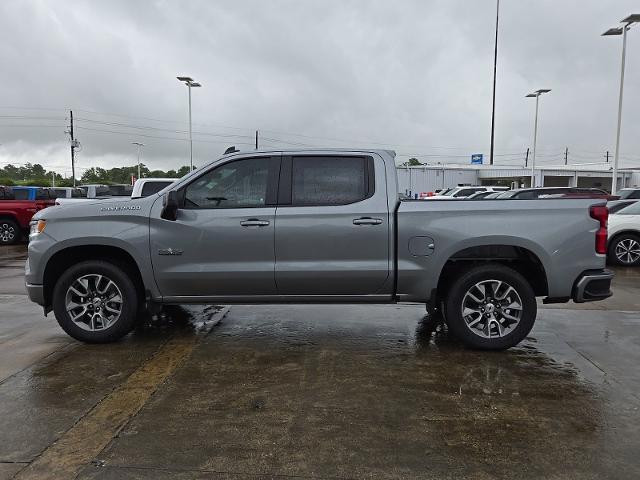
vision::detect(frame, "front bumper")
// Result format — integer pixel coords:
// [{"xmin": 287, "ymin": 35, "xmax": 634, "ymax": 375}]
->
[
  {"xmin": 26, "ymin": 283, "xmax": 45, "ymax": 306},
  {"xmin": 573, "ymin": 269, "xmax": 614, "ymax": 303}
]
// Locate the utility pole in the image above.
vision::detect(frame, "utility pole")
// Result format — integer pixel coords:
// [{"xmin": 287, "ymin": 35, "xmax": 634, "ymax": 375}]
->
[
  {"xmin": 67, "ymin": 110, "xmax": 78, "ymax": 187},
  {"xmin": 132, "ymin": 142, "xmax": 145, "ymax": 181},
  {"xmin": 564, "ymin": 147, "xmax": 568, "ymax": 165},
  {"xmin": 525, "ymin": 147, "xmax": 529, "ymax": 168},
  {"xmin": 51, "ymin": 171, "xmax": 55, "ymax": 187},
  {"xmin": 489, "ymin": 0, "xmax": 500, "ymax": 165},
  {"xmin": 605, "ymin": 150, "xmax": 610, "ymax": 163},
  {"xmin": 255, "ymin": 130, "xmax": 259, "ymax": 149}
]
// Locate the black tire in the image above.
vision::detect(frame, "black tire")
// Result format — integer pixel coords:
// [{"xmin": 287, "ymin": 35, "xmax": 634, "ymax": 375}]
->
[
  {"xmin": 607, "ymin": 233, "xmax": 640, "ymax": 267},
  {"xmin": 52, "ymin": 260, "xmax": 138, "ymax": 343},
  {"xmin": 0, "ymin": 218, "xmax": 20, "ymax": 245},
  {"xmin": 443, "ymin": 263, "xmax": 537, "ymax": 350}
]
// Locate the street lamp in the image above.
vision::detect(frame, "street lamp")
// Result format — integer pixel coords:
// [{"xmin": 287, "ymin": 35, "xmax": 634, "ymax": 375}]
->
[
  {"xmin": 602, "ymin": 14, "xmax": 639, "ymax": 194},
  {"xmin": 177, "ymin": 76, "xmax": 202, "ymax": 172},
  {"xmin": 525, "ymin": 89, "xmax": 551, "ymax": 188},
  {"xmin": 132, "ymin": 142, "xmax": 144, "ymax": 181}
]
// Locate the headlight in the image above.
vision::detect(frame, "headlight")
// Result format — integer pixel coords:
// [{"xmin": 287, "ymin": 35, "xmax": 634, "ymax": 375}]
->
[{"xmin": 29, "ymin": 219, "xmax": 46, "ymax": 237}]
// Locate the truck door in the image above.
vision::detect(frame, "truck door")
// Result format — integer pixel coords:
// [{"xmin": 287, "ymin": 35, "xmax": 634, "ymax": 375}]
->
[
  {"xmin": 150, "ymin": 156, "xmax": 280, "ymax": 298},
  {"xmin": 274, "ymin": 154, "xmax": 390, "ymax": 296}
]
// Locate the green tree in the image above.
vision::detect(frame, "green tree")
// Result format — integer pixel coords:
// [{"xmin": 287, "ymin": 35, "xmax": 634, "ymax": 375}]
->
[{"xmin": 403, "ymin": 158, "xmax": 422, "ymax": 166}]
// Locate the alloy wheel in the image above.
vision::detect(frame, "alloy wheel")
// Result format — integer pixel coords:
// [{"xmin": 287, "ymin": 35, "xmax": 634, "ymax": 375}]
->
[
  {"xmin": 461, "ymin": 279, "xmax": 523, "ymax": 339},
  {"xmin": 0, "ymin": 222, "xmax": 16, "ymax": 243},
  {"xmin": 65, "ymin": 274, "xmax": 123, "ymax": 331},
  {"xmin": 615, "ymin": 238, "xmax": 640, "ymax": 265}
]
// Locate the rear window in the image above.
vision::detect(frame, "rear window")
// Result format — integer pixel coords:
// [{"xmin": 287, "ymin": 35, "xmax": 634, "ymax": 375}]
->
[
  {"xmin": 107, "ymin": 185, "xmax": 134, "ymax": 196},
  {"xmin": 35, "ymin": 189, "xmax": 51, "ymax": 200},
  {"xmin": 617, "ymin": 202, "xmax": 640, "ymax": 215},
  {"xmin": 141, "ymin": 181, "xmax": 172, "ymax": 197},
  {"xmin": 0, "ymin": 187, "xmax": 15, "ymax": 200},
  {"xmin": 72, "ymin": 188, "xmax": 85, "ymax": 198},
  {"xmin": 13, "ymin": 189, "xmax": 29, "ymax": 200},
  {"xmin": 619, "ymin": 189, "xmax": 640, "ymax": 199},
  {"xmin": 609, "ymin": 201, "xmax": 637, "ymax": 214},
  {"xmin": 291, "ymin": 156, "xmax": 372, "ymax": 206}
]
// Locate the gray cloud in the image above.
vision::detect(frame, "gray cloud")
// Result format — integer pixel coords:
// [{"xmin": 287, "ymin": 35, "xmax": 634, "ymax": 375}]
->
[{"xmin": 1, "ymin": 0, "xmax": 639, "ymax": 177}]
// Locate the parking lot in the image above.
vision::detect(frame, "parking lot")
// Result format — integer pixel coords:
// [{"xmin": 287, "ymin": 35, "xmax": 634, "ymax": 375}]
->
[{"xmin": 1, "ymin": 244, "xmax": 639, "ymax": 479}]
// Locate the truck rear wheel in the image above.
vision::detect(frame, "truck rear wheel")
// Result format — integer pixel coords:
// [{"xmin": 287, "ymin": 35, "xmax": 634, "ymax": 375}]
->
[
  {"xmin": 444, "ymin": 264, "xmax": 536, "ymax": 350},
  {"xmin": 52, "ymin": 260, "xmax": 138, "ymax": 343},
  {"xmin": 0, "ymin": 218, "xmax": 20, "ymax": 245}
]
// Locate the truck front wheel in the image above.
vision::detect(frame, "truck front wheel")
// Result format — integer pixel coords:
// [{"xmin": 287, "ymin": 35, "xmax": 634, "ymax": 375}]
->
[
  {"xmin": 52, "ymin": 261, "xmax": 138, "ymax": 343},
  {"xmin": 444, "ymin": 264, "xmax": 536, "ymax": 350}
]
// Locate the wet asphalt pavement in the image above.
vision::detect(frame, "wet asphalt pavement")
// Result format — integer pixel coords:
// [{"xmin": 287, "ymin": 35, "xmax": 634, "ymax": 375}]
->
[{"xmin": 1, "ymin": 245, "xmax": 640, "ymax": 479}]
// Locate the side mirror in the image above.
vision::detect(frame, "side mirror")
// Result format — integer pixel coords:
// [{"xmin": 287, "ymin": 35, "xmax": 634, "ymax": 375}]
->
[{"xmin": 161, "ymin": 190, "xmax": 179, "ymax": 221}]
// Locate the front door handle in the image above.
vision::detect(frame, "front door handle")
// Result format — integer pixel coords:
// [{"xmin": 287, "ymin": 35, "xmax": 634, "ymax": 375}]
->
[
  {"xmin": 240, "ymin": 219, "xmax": 270, "ymax": 227},
  {"xmin": 353, "ymin": 217, "xmax": 383, "ymax": 225}
]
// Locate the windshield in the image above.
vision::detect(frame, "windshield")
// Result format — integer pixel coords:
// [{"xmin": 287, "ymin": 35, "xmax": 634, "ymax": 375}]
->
[{"xmin": 440, "ymin": 189, "xmax": 457, "ymax": 196}]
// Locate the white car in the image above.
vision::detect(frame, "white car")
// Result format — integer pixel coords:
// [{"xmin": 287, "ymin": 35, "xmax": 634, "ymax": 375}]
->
[
  {"xmin": 48, "ymin": 187, "xmax": 85, "ymax": 199},
  {"xmin": 131, "ymin": 178, "xmax": 176, "ymax": 199},
  {"xmin": 608, "ymin": 201, "xmax": 640, "ymax": 266},
  {"xmin": 424, "ymin": 186, "xmax": 509, "ymax": 200},
  {"xmin": 55, "ymin": 184, "xmax": 133, "ymax": 206}
]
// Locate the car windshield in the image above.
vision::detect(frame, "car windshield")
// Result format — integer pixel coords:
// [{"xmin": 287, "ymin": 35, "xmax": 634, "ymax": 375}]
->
[{"xmin": 441, "ymin": 189, "xmax": 457, "ymax": 196}]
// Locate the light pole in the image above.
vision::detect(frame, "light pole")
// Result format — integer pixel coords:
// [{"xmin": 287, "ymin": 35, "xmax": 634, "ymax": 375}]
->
[
  {"xmin": 525, "ymin": 89, "xmax": 551, "ymax": 188},
  {"xmin": 132, "ymin": 142, "xmax": 144, "ymax": 181},
  {"xmin": 602, "ymin": 14, "xmax": 639, "ymax": 194},
  {"xmin": 177, "ymin": 76, "xmax": 202, "ymax": 172},
  {"xmin": 489, "ymin": 0, "xmax": 500, "ymax": 165}
]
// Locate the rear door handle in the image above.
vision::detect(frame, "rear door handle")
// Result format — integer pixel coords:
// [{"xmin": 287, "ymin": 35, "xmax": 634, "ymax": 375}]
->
[
  {"xmin": 353, "ymin": 217, "xmax": 383, "ymax": 225},
  {"xmin": 240, "ymin": 219, "xmax": 270, "ymax": 227}
]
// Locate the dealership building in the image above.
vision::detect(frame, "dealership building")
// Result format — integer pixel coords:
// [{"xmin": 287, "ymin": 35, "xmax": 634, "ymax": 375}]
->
[{"xmin": 396, "ymin": 163, "xmax": 640, "ymax": 197}]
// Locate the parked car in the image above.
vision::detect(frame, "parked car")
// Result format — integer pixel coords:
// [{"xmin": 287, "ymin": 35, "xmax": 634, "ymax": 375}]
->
[
  {"xmin": 0, "ymin": 186, "xmax": 55, "ymax": 244},
  {"xmin": 48, "ymin": 187, "xmax": 85, "ymax": 199},
  {"xmin": 56, "ymin": 184, "xmax": 134, "ymax": 206},
  {"xmin": 424, "ymin": 186, "xmax": 509, "ymax": 199},
  {"xmin": 26, "ymin": 149, "xmax": 613, "ymax": 350},
  {"xmin": 607, "ymin": 201, "xmax": 640, "ymax": 266},
  {"xmin": 617, "ymin": 188, "xmax": 640, "ymax": 200},
  {"xmin": 131, "ymin": 178, "xmax": 177, "ymax": 199},
  {"xmin": 467, "ymin": 191, "xmax": 501, "ymax": 200},
  {"xmin": 496, "ymin": 187, "xmax": 615, "ymax": 200}
]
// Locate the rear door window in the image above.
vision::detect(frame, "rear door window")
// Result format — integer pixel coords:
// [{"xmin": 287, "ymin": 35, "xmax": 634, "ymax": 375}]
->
[{"xmin": 289, "ymin": 156, "xmax": 373, "ymax": 206}]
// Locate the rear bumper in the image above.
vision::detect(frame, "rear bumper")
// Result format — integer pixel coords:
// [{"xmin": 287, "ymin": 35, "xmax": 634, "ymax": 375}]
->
[{"xmin": 572, "ymin": 269, "xmax": 614, "ymax": 303}]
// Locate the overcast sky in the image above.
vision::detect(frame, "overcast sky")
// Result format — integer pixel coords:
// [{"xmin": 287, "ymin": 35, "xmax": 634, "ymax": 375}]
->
[{"xmin": 1, "ymin": 0, "xmax": 639, "ymax": 177}]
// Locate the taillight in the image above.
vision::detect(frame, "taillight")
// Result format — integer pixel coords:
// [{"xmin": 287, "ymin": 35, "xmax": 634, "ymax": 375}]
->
[{"xmin": 590, "ymin": 205, "xmax": 608, "ymax": 255}]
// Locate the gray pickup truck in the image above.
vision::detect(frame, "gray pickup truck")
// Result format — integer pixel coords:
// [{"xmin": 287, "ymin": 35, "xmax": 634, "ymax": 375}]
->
[{"xmin": 26, "ymin": 149, "xmax": 613, "ymax": 350}]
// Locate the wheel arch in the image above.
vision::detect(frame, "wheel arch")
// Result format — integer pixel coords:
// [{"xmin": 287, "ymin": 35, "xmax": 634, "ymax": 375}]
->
[
  {"xmin": 608, "ymin": 229, "xmax": 640, "ymax": 245},
  {"xmin": 435, "ymin": 244, "xmax": 548, "ymax": 304},
  {"xmin": 43, "ymin": 245, "xmax": 146, "ymax": 310}
]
